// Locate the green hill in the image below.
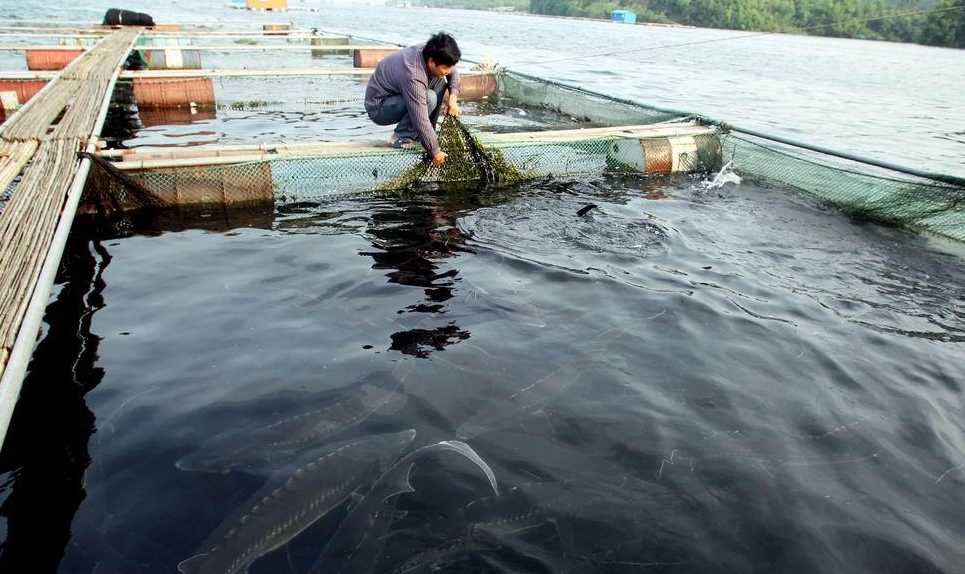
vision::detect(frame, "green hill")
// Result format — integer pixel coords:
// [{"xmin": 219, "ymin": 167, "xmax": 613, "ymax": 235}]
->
[{"xmin": 528, "ymin": 0, "xmax": 964, "ymax": 48}]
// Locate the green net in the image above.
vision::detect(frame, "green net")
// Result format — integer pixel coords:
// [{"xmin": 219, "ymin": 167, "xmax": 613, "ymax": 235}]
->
[
  {"xmin": 87, "ymin": 126, "xmax": 722, "ymax": 210},
  {"xmin": 496, "ymin": 70, "xmax": 689, "ymax": 127},
  {"xmin": 722, "ymin": 131, "xmax": 965, "ymax": 242},
  {"xmin": 378, "ymin": 116, "xmax": 527, "ymax": 190}
]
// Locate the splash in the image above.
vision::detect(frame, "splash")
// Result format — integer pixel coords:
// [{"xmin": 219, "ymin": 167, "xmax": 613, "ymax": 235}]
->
[{"xmin": 698, "ymin": 160, "xmax": 741, "ymax": 190}]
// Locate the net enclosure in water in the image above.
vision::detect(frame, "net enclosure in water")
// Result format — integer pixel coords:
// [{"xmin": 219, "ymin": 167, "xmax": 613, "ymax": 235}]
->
[{"xmin": 82, "ymin": 69, "xmax": 965, "ymax": 243}]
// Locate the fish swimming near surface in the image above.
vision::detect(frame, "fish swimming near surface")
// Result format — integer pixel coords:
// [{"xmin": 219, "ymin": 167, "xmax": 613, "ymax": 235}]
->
[
  {"xmin": 175, "ymin": 377, "xmax": 407, "ymax": 475},
  {"xmin": 456, "ymin": 330, "xmax": 620, "ymax": 440},
  {"xmin": 176, "ymin": 429, "xmax": 417, "ymax": 574},
  {"xmin": 576, "ymin": 204, "xmax": 598, "ymax": 217},
  {"xmin": 308, "ymin": 440, "xmax": 499, "ymax": 574},
  {"xmin": 383, "ymin": 480, "xmax": 654, "ymax": 574},
  {"xmin": 455, "ymin": 364, "xmax": 587, "ymax": 440}
]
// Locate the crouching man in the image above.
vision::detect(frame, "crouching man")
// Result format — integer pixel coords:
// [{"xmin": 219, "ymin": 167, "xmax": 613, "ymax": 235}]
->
[{"xmin": 365, "ymin": 32, "xmax": 462, "ymax": 167}]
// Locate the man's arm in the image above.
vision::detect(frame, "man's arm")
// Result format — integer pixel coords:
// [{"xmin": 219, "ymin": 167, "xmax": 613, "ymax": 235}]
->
[
  {"xmin": 446, "ymin": 68, "xmax": 461, "ymax": 117},
  {"xmin": 403, "ymin": 77, "xmax": 442, "ymax": 158}
]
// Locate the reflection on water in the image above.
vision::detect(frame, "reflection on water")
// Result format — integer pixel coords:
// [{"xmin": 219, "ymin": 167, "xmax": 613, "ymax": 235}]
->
[
  {"xmin": 0, "ymin": 230, "xmax": 108, "ymax": 572},
  {"xmin": 360, "ymin": 196, "xmax": 473, "ymax": 357}
]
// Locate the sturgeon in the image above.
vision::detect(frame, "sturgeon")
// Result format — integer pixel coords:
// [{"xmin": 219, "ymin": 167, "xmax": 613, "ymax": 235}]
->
[
  {"xmin": 309, "ymin": 440, "xmax": 499, "ymax": 574},
  {"xmin": 176, "ymin": 379, "xmax": 406, "ymax": 475},
  {"xmin": 177, "ymin": 429, "xmax": 417, "ymax": 574}
]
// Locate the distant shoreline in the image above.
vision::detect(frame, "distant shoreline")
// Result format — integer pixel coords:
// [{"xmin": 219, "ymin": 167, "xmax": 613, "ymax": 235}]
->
[{"xmin": 416, "ymin": 5, "xmax": 963, "ymax": 50}]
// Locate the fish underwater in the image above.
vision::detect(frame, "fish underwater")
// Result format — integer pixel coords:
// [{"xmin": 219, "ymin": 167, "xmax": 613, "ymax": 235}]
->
[
  {"xmin": 175, "ymin": 378, "xmax": 406, "ymax": 475},
  {"xmin": 379, "ymin": 480, "xmax": 660, "ymax": 574},
  {"xmin": 308, "ymin": 440, "xmax": 499, "ymax": 574},
  {"xmin": 177, "ymin": 429, "xmax": 417, "ymax": 574},
  {"xmin": 456, "ymin": 330, "xmax": 620, "ymax": 440},
  {"xmin": 455, "ymin": 363, "xmax": 587, "ymax": 440}
]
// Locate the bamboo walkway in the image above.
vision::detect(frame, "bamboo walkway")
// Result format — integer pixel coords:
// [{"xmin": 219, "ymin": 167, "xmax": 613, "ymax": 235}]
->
[{"xmin": 0, "ymin": 29, "xmax": 139, "ymax": 380}]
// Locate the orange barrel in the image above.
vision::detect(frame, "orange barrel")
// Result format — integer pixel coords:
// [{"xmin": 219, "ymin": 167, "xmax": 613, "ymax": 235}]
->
[
  {"xmin": 0, "ymin": 79, "xmax": 49, "ymax": 107},
  {"xmin": 353, "ymin": 48, "xmax": 397, "ymax": 68},
  {"xmin": 25, "ymin": 48, "xmax": 84, "ymax": 71},
  {"xmin": 263, "ymin": 23, "xmax": 291, "ymax": 35},
  {"xmin": 139, "ymin": 107, "xmax": 217, "ymax": 127},
  {"xmin": 143, "ymin": 49, "xmax": 202, "ymax": 70},
  {"xmin": 310, "ymin": 35, "xmax": 351, "ymax": 57},
  {"xmin": 246, "ymin": 0, "xmax": 288, "ymax": 11},
  {"xmin": 610, "ymin": 134, "xmax": 721, "ymax": 175},
  {"xmin": 456, "ymin": 74, "xmax": 497, "ymax": 102},
  {"xmin": 169, "ymin": 163, "xmax": 275, "ymax": 206},
  {"xmin": 132, "ymin": 77, "xmax": 216, "ymax": 108}
]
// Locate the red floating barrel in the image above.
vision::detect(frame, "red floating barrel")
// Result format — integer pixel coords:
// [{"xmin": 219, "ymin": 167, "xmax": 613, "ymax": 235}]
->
[
  {"xmin": 25, "ymin": 48, "xmax": 84, "ymax": 71},
  {"xmin": 457, "ymin": 74, "xmax": 497, "ymax": 102},
  {"xmin": 263, "ymin": 23, "xmax": 291, "ymax": 35},
  {"xmin": 139, "ymin": 107, "xmax": 217, "ymax": 127},
  {"xmin": 0, "ymin": 79, "xmax": 49, "ymax": 107},
  {"xmin": 641, "ymin": 138, "xmax": 673, "ymax": 175},
  {"xmin": 132, "ymin": 77, "xmax": 216, "ymax": 108},
  {"xmin": 353, "ymin": 48, "xmax": 397, "ymax": 68}
]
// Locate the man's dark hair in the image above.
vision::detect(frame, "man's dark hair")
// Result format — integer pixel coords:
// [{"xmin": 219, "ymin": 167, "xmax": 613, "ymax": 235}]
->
[{"xmin": 423, "ymin": 32, "xmax": 461, "ymax": 66}]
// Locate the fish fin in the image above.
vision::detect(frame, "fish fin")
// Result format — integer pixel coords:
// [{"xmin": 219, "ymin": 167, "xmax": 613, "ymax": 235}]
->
[
  {"xmin": 549, "ymin": 517, "xmax": 577, "ymax": 551},
  {"xmin": 433, "ymin": 441, "xmax": 499, "ymax": 496},
  {"xmin": 381, "ymin": 462, "xmax": 418, "ymax": 500},
  {"xmin": 176, "ymin": 552, "xmax": 208, "ymax": 574}
]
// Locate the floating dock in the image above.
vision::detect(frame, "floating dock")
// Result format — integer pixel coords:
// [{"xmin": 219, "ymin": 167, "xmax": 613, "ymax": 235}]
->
[{"xmin": 0, "ymin": 28, "xmax": 139, "ymax": 447}]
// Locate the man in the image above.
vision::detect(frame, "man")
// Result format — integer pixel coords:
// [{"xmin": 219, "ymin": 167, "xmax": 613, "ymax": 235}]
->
[{"xmin": 365, "ymin": 32, "xmax": 463, "ymax": 168}]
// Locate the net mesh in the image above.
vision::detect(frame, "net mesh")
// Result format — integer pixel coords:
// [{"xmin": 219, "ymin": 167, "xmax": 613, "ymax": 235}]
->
[
  {"xmin": 88, "ymin": 130, "xmax": 723, "ymax": 208},
  {"xmin": 496, "ymin": 71, "xmax": 688, "ymax": 127},
  {"xmin": 722, "ymin": 132, "xmax": 965, "ymax": 242}
]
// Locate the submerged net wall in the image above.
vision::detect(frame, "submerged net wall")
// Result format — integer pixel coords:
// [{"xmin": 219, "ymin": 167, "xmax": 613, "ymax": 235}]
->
[
  {"xmin": 88, "ymin": 125, "xmax": 722, "ymax": 207},
  {"xmin": 496, "ymin": 71, "xmax": 689, "ymax": 127},
  {"xmin": 722, "ymin": 131, "xmax": 965, "ymax": 242}
]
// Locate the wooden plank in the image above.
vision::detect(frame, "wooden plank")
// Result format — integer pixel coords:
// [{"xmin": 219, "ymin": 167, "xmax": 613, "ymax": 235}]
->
[
  {"xmin": 0, "ymin": 44, "xmax": 392, "ymax": 52},
  {"xmin": 0, "ymin": 29, "xmax": 140, "ymax": 446},
  {"xmin": 104, "ymin": 122, "xmax": 716, "ymax": 169},
  {"xmin": 0, "ymin": 69, "xmax": 493, "ymax": 80}
]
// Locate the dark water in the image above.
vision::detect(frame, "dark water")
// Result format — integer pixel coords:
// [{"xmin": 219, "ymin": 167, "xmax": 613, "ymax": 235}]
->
[{"xmin": 1, "ymin": 172, "xmax": 964, "ymax": 573}]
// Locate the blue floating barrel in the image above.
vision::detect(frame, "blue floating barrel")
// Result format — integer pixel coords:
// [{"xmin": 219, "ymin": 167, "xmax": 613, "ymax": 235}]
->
[
  {"xmin": 143, "ymin": 49, "xmax": 203, "ymax": 70},
  {"xmin": 611, "ymin": 10, "xmax": 637, "ymax": 24}
]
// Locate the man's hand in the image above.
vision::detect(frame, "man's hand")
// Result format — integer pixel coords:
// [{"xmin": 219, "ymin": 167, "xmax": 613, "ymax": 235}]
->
[
  {"xmin": 446, "ymin": 94, "xmax": 461, "ymax": 117},
  {"xmin": 432, "ymin": 151, "xmax": 448, "ymax": 168}
]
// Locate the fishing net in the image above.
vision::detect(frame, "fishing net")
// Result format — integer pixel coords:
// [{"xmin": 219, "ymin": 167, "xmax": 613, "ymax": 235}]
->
[
  {"xmin": 721, "ymin": 131, "xmax": 965, "ymax": 242},
  {"xmin": 379, "ymin": 115, "xmax": 527, "ymax": 190},
  {"xmin": 85, "ymin": 125, "xmax": 722, "ymax": 210},
  {"xmin": 496, "ymin": 71, "xmax": 688, "ymax": 127}
]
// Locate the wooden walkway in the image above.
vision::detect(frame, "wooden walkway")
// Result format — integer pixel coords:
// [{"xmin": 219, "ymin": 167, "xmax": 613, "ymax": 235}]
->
[{"xmin": 0, "ymin": 28, "xmax": 139, "ymax": 443}]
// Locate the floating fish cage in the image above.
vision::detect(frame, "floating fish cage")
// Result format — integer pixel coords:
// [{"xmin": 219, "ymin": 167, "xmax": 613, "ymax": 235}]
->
[
  {"xmin": 0, "ymin": 28, "xmax": 962, "ymax": 242},
  {"xmin": 82, "ymin": 68, "xmax": 722, "ymax": 207}
]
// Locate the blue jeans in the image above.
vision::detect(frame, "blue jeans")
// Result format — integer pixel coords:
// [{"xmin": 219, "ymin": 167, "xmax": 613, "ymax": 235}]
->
[{"xmin": 368, "ymin": 77, "xmax": 447, "ymax": 140}]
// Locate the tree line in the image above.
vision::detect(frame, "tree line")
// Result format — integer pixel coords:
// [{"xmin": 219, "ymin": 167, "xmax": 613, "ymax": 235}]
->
[{"xmin": 528, "ymin": 0, "xmax": 964, "ymax": 48}]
